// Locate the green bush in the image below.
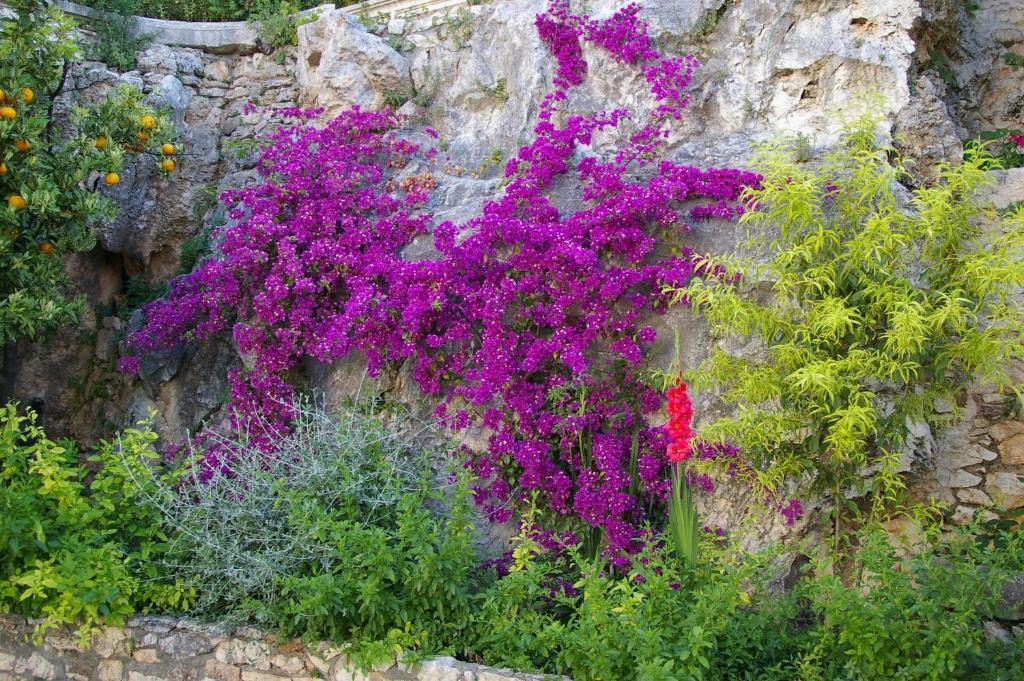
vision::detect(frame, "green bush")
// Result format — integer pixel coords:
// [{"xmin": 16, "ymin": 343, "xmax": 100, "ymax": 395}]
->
[
  {"xmin": 250, "ymin": 0, "xmax": 318, "ymax": 52},
  {"xmin": 668, "ymin": 112, "xmax": 1024, "ymax": 537},
  {"xmin": 84, "ymin": 0, "xmax": 153, "ymax": 71},
  {"xmin": 145, "ymin": 399, "xmax": 481, "ymax": 667},
  {"xmin": 0, "ymin": 403, "xmax": 187, "ymax": 642},
  {"xmin": 467, "ymin": 520, "xmax": 1024, "ymax": 681}
]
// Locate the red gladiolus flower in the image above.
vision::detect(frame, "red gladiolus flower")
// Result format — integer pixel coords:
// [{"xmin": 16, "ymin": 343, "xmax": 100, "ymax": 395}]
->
[{"xmin": 665, "ymin": 379, "xmax": 693, "ymax": 463}]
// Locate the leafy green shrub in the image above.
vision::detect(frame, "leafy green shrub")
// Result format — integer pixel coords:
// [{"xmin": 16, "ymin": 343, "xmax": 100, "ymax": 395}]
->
[
  {"xmin": 669, "ymin": 113, "xmax": 1024, "ymax": 538},
  {"xmin": 0, "ymin": 403, "xmax": 186, "ymax": 642},
  {"xmin": 84, "ymin": 0, "xmax": 153, "ymax": 71},
  {"xmin": 250, "ymin": 0, "xmax": 317, "ymax": 52},
  {"xmin": 146, "ymin": 399, "xmax": 480, "ymax": 666},
  {"xmin": 468, "ymin": 519, "xmax": 1024, "ymax": 681},
  {"xmin": 791, "ymin": 523, "xmax": 1024, "ymax": 681},
  {"xmin": 469, "ymin": 535, "xmax": 756, "ymax": 680}
]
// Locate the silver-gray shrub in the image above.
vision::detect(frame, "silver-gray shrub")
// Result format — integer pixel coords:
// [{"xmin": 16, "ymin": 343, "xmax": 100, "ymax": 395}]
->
[{"xmin": 140, "ymin": 397, "xmax": 465, "ymax": 620}]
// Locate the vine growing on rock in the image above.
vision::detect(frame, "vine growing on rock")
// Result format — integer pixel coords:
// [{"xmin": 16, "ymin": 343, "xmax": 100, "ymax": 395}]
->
[{"xmin": 122, "ymin": 1, "xmax": 762, "ymax": 563}]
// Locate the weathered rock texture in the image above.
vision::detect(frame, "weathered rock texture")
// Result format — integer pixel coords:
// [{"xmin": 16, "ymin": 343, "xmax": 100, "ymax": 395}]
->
[
  {"xmin": 0, "ymin": 615, "xmax": 551, "ymax": 681},
  {"xmin": 1, "ymin": 0, "xmax": 1022, "ymax": 540}
]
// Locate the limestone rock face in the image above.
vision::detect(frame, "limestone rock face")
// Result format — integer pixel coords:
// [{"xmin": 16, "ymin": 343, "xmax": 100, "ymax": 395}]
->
[
  {"xmin": 297, "ymin": 9, "xmax": 412, "ymax": 117},
  {"xmin": 894, "ymin": 75, "xmax": 963, "ymax": 184}
]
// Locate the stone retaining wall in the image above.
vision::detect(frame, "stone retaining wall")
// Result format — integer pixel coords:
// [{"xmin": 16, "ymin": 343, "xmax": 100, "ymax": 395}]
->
[{"xmin": 0, "ymin": 616, "xmax": 552, "ymax": 681}]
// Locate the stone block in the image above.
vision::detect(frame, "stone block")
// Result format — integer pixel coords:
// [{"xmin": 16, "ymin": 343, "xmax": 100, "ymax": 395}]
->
[
  {"xmin": 956, "ymin": 487, "xmax": 993, "ymax": 506},
  {"xmin": 93, "ymin": 627, "xmax": 130, "ymax": 658},
  {"xmin": 203, "ymin": 659, "xmax": 241, "ymax": 681},
  {"xmin": 990, "ymin": 420, "xmax": 1024, "ymax": 443},
  {"xmin": 97, "ymin": 659, "xmax": 123, "ymax": 681},
  {"xmin": 158, "ymin": 631, "xmax": 214, "ymax": 658},
  {"xmin": 986, "ymin": 472, "xmax": 1024, "ymax": 508},
  {"xmin": 948, "ymin": 469, "xmax": 982, "ymax": 488},
  {"xmin": 14, "ymin": 652, "xmax": 55, "ymax": 680},
  {"xmin": 215, "ymin": 640, "xmax": 272, "ymax": 670},
  {"xmin": 999, "ymin": 433, "xmax": 1024, "ymax": 466}
]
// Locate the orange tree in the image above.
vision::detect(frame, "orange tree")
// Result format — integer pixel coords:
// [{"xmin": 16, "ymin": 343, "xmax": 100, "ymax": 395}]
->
[{"xmin": 0, "ymin": 0, "xmax": 175, "ymax": 344}]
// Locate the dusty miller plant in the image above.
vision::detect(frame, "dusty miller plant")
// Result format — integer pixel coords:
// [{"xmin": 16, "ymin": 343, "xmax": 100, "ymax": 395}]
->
[
  {"xmin": 139, "ymin": 397, "xmax": 468, "ymax": 621},
  {"xmin": 666, "ymin": 112, "xmax": 1024, "ymax": 545}
]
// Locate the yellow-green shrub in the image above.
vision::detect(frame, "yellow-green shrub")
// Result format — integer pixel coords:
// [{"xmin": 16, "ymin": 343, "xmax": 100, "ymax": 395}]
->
[
  {"xmin": 0, "ymin": 403, "xmax": 189, "ymax": 642},
  {"xmin": 668, "ymin": 112, "xmax": 1024, "ymax": 533}
]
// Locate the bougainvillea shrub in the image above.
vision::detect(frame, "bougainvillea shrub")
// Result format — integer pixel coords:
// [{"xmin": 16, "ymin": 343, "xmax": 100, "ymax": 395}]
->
[{"xmin": 122, "ymin": 1, "xmax": 761, "ymax": 563}]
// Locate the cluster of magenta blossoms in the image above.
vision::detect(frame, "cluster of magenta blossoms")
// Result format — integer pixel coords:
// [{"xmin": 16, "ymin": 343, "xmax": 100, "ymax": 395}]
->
[{"xmin": 123, "ymin": 1, "xmax": 763, "ymax": 564}]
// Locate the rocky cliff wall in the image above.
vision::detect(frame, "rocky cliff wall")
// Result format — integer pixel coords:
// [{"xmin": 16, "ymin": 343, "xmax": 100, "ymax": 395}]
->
[{"xmin": 2, "ymin": 0, "xmax": 1023, "ymax": 544}]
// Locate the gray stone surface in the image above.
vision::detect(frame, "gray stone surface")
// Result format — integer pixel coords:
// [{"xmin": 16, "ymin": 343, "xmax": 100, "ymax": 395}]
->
[
  {"xmin": 297, "ymin": 8, "xmax": 412, "ymax": 116},
  {"xmin": 0, "ymin": 616, "xmax": 553, "ymax": 681}
]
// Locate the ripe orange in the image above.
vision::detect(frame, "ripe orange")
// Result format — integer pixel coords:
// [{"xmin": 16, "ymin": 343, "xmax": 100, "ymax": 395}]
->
[
  {"xmin": 38, "ymin": 241, "xmax": 55, "ymax": 255},
  {"xmin": 14, "ymin": 139, "xmax": 29, "ymax": 152},
  {"xmin": 20, "ymin": 87, "xmax": 33, "ymax": 103},
  {"xmin": 95, "ymin": 135, "xmax": 107, "ymax": 149},
  {"xmin": 161, "ymin": 158, "xmax": 175, "ymax": 172},
  {"xmin": 161, "ymin": 143, "xmax": 175, "ymax": 155},
  {"xmin": 0, "ymin": 162, "xmax": 7, "ymax": 174},
  {"xmin": 7, "ymin": 194, "xmax": 26, "ymax": 209},
  {"xmin": 104, "ymin": 172, "xmax": 120, "ymax": 186},
  {"xmin": 140, "ymin": 114, "xmax": 156, "ymax": 129},
  {"xmin": 0, "ymin": 107, "xmax": 15, "ymax": 120},
  {"xmin": 137, "ymin": 131, "xmax": 149, "ymax": 142}
]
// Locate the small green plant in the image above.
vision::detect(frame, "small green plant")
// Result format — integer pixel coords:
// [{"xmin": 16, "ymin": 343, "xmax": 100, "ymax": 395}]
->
[
  {"xmin": 484, "ymin": 78, "xmax": 509, "ymax": 102},
  {"xmin": 382, "ymin": 89, "xmax": 409, "ymax": 110},
  {"xmin": 411, "ymin": 65, "xmax": 440, "ymax": 108},
  {"xmin": 84, "ymin": 0, "xmax": 153, "ymax": 71},
  {"xmin": 357, "ymin": 8, "xmax": 387, "ymax": 35},
  {"xmin": 926, "ymin": 48, "xmax": 958, "ymax": 87},
  {"xmin": 1003, "ymin": 51, "xmax": 1024, "ymax": 69},
  {"xmin": 385, "ymin": 33, "xmax": 414, "ymax": 53},
  {"xmin": 222, "ymin": 135, "xmax": 264, "ymax": 161},
  {"xmin": 251, "ymin": 0, "xmax": 316, "ymax": 51},
  {"xmin": 177, "ymin": 226, "xmax": 211, "ymax": 274},
  {"xmin": 190, "ymin": 183, "xmax": 219, "ymax": 222},
  {"xmin": 116, "ymin": 274, "xmax": 166, "ymax": 318},
  {"xmin": 441, "ymin": 8, "xmax": 474, "ymax": 49},
  {"xmin": 791, "ymin": 132, "xmax": 814, "ymax": 163},
  {"xmin": 668, "ymin": 111, "xmax": 1024, "ymax": 546},
  {"xmin": 688, "ymin": 0, "xmax": 732, "ymax": 42},
  {"xmin": 0, "ymin": 403, "xmax": 187, "ymax": 643}
]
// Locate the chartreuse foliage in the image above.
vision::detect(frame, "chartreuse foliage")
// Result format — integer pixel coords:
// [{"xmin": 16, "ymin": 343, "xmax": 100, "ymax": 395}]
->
[
  {"xmin": 669, "ymin": 112, "xmax": 1024, "ymax": 530},
  {"xmin": 0, "ymin": 404, "xmax": 188, "ymax": 643},
  {"xmin": 0, "ymin": 0, "xmax": 174, "ymax": 345}
]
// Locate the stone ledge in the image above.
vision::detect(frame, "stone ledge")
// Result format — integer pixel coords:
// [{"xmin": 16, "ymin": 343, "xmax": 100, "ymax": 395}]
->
[{"xmin": 55, "ymin": 0, "xmax": 478, "ymax": 54}]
